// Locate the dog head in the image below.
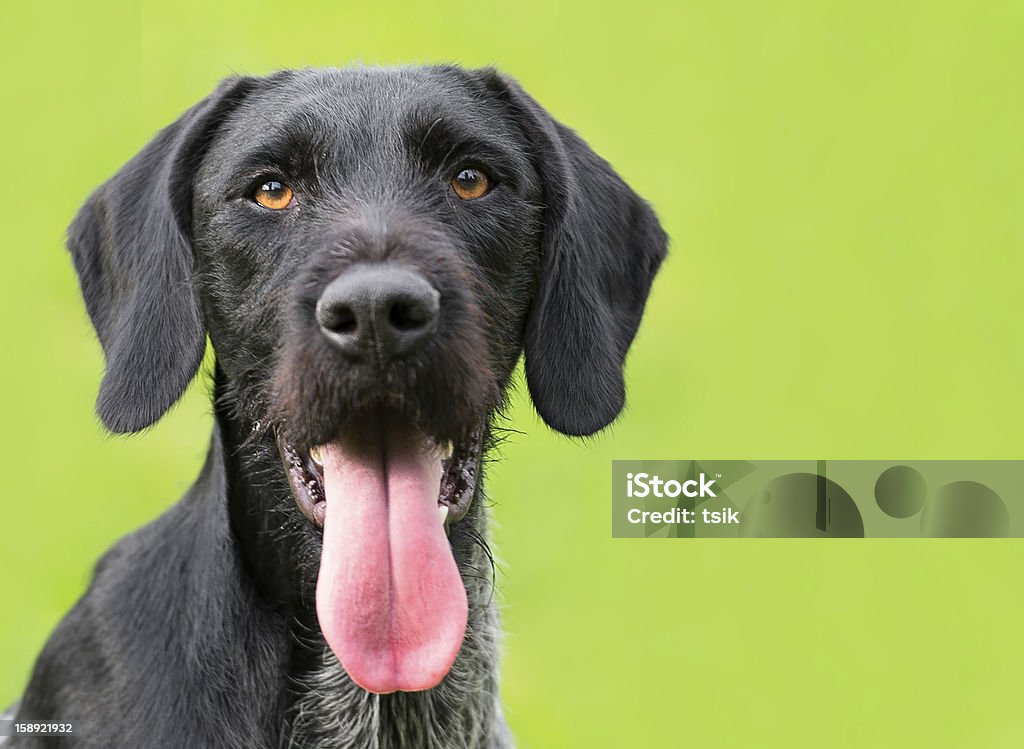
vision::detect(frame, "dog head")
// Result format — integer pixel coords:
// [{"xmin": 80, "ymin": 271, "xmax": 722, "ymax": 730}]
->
[{"xmin": 67, "ymin": 66, "xmax": 667, "ymax": 693}]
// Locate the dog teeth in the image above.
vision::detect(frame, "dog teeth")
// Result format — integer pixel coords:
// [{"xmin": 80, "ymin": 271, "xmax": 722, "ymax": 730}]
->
[
  {"xmin": 438, "ymin": 505, "xmax": 449, "ymax": 526},
  {"xmin": 440, "ymin": 441, "xmax": 453, "ymax": 460},
  {"xmin": 310, "ymin": 446, "xmax": 324, "ymax": 467}
]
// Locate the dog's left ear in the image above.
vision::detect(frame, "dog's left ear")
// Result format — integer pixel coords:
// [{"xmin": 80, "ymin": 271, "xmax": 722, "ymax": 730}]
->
[
  {"xmin": 486, "ymin": 72, "xmax": 668, "ymax": 437},
  {"xmin": 68, "ymin": 76, "xmax": 258, "ymax": 434}
]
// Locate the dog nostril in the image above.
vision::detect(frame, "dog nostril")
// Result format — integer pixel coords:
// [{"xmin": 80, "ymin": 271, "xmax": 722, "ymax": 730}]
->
[
  {"xmin": 388, "ymin": 300, "xmax": 431, "ymax": 332},
  {"xmin": 321, "ymin": 304, "xmax": 358, "ymax": 335}
]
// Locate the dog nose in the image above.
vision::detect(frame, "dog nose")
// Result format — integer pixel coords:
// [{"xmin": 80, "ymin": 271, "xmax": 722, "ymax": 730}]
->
[{"xmin": 316, "ymin": 265, "xmax": 440, "ymax": 361}]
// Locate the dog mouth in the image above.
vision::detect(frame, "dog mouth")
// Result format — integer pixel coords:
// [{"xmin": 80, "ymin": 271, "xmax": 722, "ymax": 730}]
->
[
  {"xmin": 274, "ymin": 410, "xmax": 483, "ymax": 695},
  {"xmin": 276, "ymin": 422, "xmax": 480, "ymax": 532}
]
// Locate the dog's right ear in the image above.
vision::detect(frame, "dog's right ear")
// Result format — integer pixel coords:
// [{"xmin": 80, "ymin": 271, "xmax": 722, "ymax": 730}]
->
[{"xmin": 68, "ymin": 76, "xmax": 257, "ymax": 434}]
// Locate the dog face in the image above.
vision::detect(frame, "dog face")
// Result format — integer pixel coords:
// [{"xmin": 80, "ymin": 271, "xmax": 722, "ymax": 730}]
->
[
  {"xmin": 194, "ymin": 68, "xmax": 542, "ymax": 451},
  {"xmin": 67, "ymin": 66, "xmax": 666, "ymax": 693}
]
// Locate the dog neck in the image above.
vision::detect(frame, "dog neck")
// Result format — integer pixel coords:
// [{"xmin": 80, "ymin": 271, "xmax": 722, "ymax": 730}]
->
[{"xmin": 205, "ymin": 371, "xmax": 508, "ymax": 748}]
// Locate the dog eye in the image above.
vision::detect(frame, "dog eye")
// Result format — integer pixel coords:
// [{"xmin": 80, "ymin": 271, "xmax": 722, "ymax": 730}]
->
[
  {"xmin": 451, "ymin": 168, "xmax": 491, "ymax": 200},
  {"xmin": 253, "ymin": 180, "xmax": 295, "ymax": 210}
]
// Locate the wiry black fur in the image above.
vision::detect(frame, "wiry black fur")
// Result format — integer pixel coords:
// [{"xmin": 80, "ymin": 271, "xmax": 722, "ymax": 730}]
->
[{"xmin": 12, "ymin": 65, "xmax": 666, "ymax": 748}]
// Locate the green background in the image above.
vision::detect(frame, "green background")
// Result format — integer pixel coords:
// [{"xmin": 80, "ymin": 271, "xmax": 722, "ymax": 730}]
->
[{"xmin": 2, "ymin": 2, "xmax": 1023, "ymax": 746}]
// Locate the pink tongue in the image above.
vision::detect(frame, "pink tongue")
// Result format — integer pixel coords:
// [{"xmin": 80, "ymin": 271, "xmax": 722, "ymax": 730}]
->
[{"xmin": 315, "ymin": 421, "xmax": 467, "ymax": 694}]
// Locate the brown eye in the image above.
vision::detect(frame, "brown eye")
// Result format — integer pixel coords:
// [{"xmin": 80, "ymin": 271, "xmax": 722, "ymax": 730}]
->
[
  {"xmin": 451, "ymin": 168, "xmax": 491, "ymax": 200},
  {"xmin": 253, "ymin": 180, "xmax": 294, "ymax": 210}
]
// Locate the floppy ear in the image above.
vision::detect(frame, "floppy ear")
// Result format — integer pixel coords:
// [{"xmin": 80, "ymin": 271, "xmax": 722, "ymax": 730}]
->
[
  {"xmin": 68, "ymin": 76, "xmax": 257, "ymax": 434},
  {"xmin": 492, "ymin": 74, "xmax": 668, "ymax": 436}
]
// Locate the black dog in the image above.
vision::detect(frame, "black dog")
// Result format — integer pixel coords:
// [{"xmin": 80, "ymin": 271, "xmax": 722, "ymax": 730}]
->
[{"xmin": 11, "ymin": 66, "xmax": 666, "ymax": 748}]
